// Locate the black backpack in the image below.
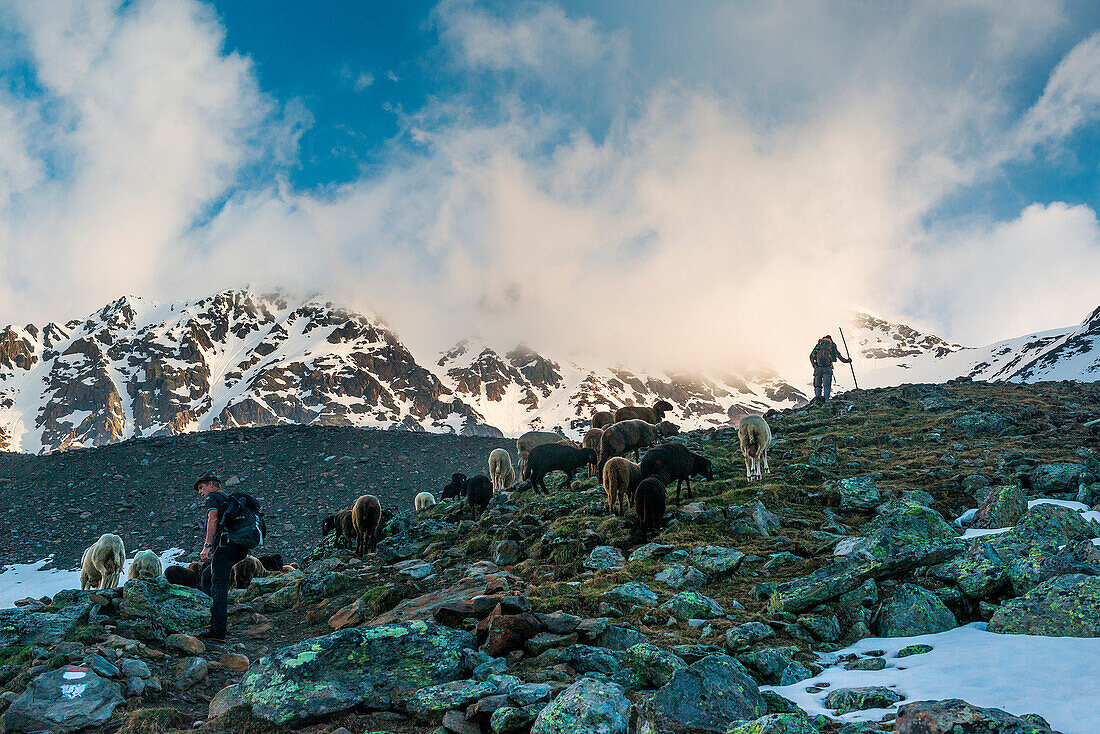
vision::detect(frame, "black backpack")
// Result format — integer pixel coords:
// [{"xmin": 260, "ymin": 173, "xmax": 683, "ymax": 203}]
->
[{"xmin": 222, "ymin": 492, "xmax": 266, "ymax": 550}]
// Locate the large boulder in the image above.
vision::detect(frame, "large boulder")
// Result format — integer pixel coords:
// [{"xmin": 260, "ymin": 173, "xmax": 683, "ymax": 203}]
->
[
  {"xmin": 823, "ymin": 687, "xmax": 904, "ymax": 714},
  {"xmin": 836, "ymin": 499, "xmax": 958, "ymax": 560},
  {"xmin": 770, "ymin": 541, "xmax": 963, "ymax": 614},
  {"xmin": 930, "ymin": 504, "xmax": 1097, "ymax": 598},
  {"xmin": 529, "ymin": 677, "xmax": 629, "ymax": 734},
  {"xmin": 215, "ymin": 621, "xmax": 475, "ymax": 724},
  {"xmin": 632, "ymin": 654, "xmax": 765, "ymax": 734},
  {"xmin": 689, "ymin": 546, "xmax": 745, "ymax": 574},
  {"xmin": 119, "ymin": 579, "xmax": 211, "ymax": 634},
  {"xmin": 2, "ymin": 666, "xmax": 125, "ymax": 733},
  {"xmin": 896, "ymin": 699, "xmax": 1059, "ymax": 733},
  {"xmin": 874, "ymin": 584, "xmax": 956, "ymax": 637},
  {"xmin": 0, "ymin": 599, "xmax": 94, "ymax": 648},
  {"xmin": 727, "ymin": 714, "xmax": 818, "ymax": 734},
  {"xmin": 660, "ymin": 591, "xmax": 725, "ymax": 621},
  {"xmin": 729, "ymin": 501, "xmax": 780, "ymax": 537},
  {"xmin": 1029, "ymin": 463, "xmax": 1091, "ymax": 497},
  {"xmin": 833, "ymin": 476, "xmax": 881, "ymax": 512},
  {"xmin": 972, "ymin": 485, "xmax": 1027, "ymax": 529},
  {"xmin": 988, "ymin": 574, "xmax": 1100, "ymax": 637},
  {"xmin": 952, "ymin": 412, "xmax": 1008, "ymax": 437},
  {"xmin": 603, "ymin": 583, "xmax": 659, "ymax": 607}
]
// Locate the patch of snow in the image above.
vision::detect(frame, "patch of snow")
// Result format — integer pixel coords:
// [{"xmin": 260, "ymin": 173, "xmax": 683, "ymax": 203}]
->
[
  {"xmin": 954, "ymin": 508, "xmax": 977, "ymax": 526},
  {"xmin": 765, "ymin": 622, "xmax": 1100, "ymax": 734},
  {"xmin": 0, "ymin": 548, "xmax": 186, "ymax": 608},
  {"xmin": 1028, "ymin": 498, "xmax": 1089, "ymax": 511},
  {"xmin": 960, "ymin": 527, "xmax": 1011, "ymax": 539}
]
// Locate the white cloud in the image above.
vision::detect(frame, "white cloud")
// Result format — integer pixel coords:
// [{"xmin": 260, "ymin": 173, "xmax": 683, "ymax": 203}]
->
[
  {"xmin": 1016, "ymin": 29, "xmax": 1100, "ymax": 150},
  {"xmin": 338, "ymin": 64, "xmax": 374, "ymax": 92},
  {"xmin": 1, "ymin": 0, "xmax": 1099, "ymax": 377}
]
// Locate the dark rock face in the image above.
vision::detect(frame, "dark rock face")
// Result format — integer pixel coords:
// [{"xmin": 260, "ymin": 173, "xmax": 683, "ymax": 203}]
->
[
  {"xmin": 896, "ymin": 699, "xmax": 1060, "ymax": 733},
  {"xmin": 219, "ymin": 621, "xmax": 475, "ymax": 724},
  {"xmin": 0, "ymin": 600, "xmax": 94, "ymax": 648},
  {"xmin": 632, "ymin": 654, "xmax": 765, "ymax": 734},
  {"xmin": 529, "ymin": 677, "xmax": 630, "ymax": 734},
  {"xmin": 118, "ymin": 579, "xmax": 211, "ymax": 634},
  {"xmin": 2, "ymin": 666, "xmax": 125, "ymax": 733},
  {"xmin": 873, "ymin": 584, "xmax": 956, "ymax": 637}
]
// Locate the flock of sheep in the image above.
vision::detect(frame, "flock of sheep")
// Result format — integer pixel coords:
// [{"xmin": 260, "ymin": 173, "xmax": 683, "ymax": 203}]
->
[
  {"xmin": 78, "ymin": 532, "xmax": 293, "ymax": 593},
  {"xmin": 75, "ymin": 402, "xmax": 774, "ymax": 590},
  {"xmin": 323, "ymin": 400, "xmax": 775, "ymax": 556}
]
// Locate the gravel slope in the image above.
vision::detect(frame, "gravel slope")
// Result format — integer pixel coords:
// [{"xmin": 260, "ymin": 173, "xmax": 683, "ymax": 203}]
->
[{"xmin": 0, "ymin": 425, "xmax": 513, "ymax": 568}]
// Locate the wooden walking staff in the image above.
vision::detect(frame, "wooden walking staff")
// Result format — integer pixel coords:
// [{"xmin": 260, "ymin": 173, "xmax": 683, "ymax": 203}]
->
[{"xmin": 838, "ymin": 326, "xmax": 859, "ymax": 391}]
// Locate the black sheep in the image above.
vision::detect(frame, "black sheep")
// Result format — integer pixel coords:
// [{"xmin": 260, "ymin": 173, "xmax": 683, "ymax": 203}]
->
[
  {"xmin": 258, "ymin": 554, "xmax": 283, "ymax": 573},
  {"xmin": 442, "ymin": 472, "xmax": 468, "ymax": 500},
  {"xmin": 634, "ymin": 476, "xmax": 667, "ymax": 543},
  {"xmin": 466, "ymin": 475, "xmax": 493, "ymax": 519},
  {"xmin": 640, "ymin": 443, "xmax": 713, "ymax": 505},
  {"xmin": 523, "ymin": 443, "xmax": 598, "ymax": 494},
  {"xmin": 322, "ymin": 509, "xmax": 356, "ymax": 549}
]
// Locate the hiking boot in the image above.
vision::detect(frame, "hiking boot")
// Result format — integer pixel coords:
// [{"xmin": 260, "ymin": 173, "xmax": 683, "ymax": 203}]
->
[{"xmin": 198, "ymin": 629, "xmax": 226, "ymax": 643}]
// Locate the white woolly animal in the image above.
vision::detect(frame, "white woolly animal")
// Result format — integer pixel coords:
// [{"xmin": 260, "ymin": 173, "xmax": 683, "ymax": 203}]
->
[
  {"xmin": 488, "ymin": 448, "xmax": 515, "ymax": 492},
  {"xmin": 414, "ymin": 491, "xmax": 437, "ymax": 511},
  {"xmin": 738, "ymin": 415, "xmax": 772, "ymax": 481},
  {"xmin": 80, "ymin": 533, "xmax": 126, "ymax": 590},
  {"xmin": 127, "ymin": 549, "xmax": 163, "ymax": 581}
]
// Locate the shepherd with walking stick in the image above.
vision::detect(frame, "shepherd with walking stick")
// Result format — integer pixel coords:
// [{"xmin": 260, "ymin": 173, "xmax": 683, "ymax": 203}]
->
[{"xmin": 809, "ymin": 334, "xmax": 852, "ymax": 402}]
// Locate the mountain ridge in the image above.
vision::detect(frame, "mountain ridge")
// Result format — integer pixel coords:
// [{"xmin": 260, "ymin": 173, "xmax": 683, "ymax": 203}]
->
[{"xmin": 0, "ymin": 287, "xmax": 1097, "ymax": 453}]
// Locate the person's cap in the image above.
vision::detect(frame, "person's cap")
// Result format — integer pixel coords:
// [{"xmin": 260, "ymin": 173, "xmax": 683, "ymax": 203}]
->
[{"xmin": 194, "ymin": 474, "xmax": 221, "ymax": 490}]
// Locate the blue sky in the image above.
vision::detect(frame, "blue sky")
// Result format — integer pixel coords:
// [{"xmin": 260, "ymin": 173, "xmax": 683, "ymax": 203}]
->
[{"xmin": 2, "ymin": 1, "xmax": 1100, "ymax": 371}]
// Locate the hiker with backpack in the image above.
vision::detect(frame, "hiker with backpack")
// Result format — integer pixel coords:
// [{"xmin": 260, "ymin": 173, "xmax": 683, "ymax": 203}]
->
[
  {"xmin": 194, "ymin": 474, "xmax": 265, "ymax": 642},
  {"xmin": 809, "ymin": 335, "xmax": 852, "ymax": 402}
]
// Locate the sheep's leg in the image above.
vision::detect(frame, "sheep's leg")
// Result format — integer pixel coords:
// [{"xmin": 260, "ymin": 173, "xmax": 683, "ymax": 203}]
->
[
  {"xmin": 763, "ymin": 449, "xmax": 770, "ymax": 475},
  {"xmin": 686, "ymin": 477, "xmax": 693, "ymax": 501}
]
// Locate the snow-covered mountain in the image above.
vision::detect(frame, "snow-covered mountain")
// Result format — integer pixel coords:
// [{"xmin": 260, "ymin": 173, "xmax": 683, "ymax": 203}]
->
[
  {"xmin": 0, "ymin": 289, "xmax": 807, "ymax": 453},
  {"xmin": 0, "ymin": 289, "xmax": 1096, "ymax": 454}
]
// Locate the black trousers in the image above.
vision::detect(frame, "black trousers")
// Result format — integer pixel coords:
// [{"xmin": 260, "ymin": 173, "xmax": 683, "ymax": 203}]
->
[{"xmin": 206, "ymin": 541, "xmax": 246, "ymax": 634}]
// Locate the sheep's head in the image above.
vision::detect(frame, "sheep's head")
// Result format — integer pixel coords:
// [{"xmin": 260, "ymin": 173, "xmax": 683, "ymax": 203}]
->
[
  {"xmin": 657, "ymin": 421, "xmax": 680, "ymax": 437},
  {"xmin": 321, "ymin": 514, "xmax": 336, "ymax": 536},
  {"xmin": 697, "ymin": 456, "xmax": 714, "ymax": 481},
  {"xmin": 583, "ymin": 448, "xmax": 598, "ymax": 464},
  {"xmin": 653, "ymin": 400, "xmax": 674, "ymax": 416}
]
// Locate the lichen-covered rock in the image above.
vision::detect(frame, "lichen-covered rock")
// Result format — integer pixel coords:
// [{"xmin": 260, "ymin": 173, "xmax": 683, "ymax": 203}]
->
[
  {"xmin": 218, "ymin": 620, "xmax": 475, "ymax": 724},
  {"xmin": 492, "ymin": 705, "xmax": 537, "ymax": 733},
  {"xmin": 0, "ymin": 599, "xmax": 94, "ymax": 648},
  {"xmin": 895, "ymin": 698, "xmax": 1058, "ymax": 733},
  {"xmin": 729, "ymin": 501, "xmax": 781, "ymax": 537},
  {"xmin": 834, "ymin": 476, "xmax": 880, "ymax": 512},
  {"xmin": 798, "ymin": 614, "xmax": 840, "ymax": 642},
  {"xmin": 770, "ymin": 542, "xmax": 962, "ymax": 614},
  {"xmin": 823, "ymin": 686, "xmax": 903, "ymax": 714},
  {"xmin": 835, "ymin": 500, "xmax": 958, "ymax": 560},
  {"xmin": 1, "ymin": 666, "xmax": 125, "ymax": 733},
  {"xmin": 988, "ymin": 574, "xmax": 1100, "ymax": 637},
  {"xmin": 119, "ymin": 579, "xmax": 210, "ymax": 634},
  {"xmin": 1029, "ymin": 463, "xmax": 1091, "ymax": 497},
  {"xmin": 619, "ymin": 643, "xmax": 686, "ymax": 687},
  {"xmin": 725, "ymin": 622, "xmax": 775, "ymax": 652},
  {"xmin": 407, "ymin": 678, "xmax": 498, "ymax": 715},
  {"xmin": 656, "ymin": 564, "xmax": 709, "ymax": 590},
  {"xmin": 972, "ymin": 485, "xmax": 1027, "ymax": 529},
  {"xmin": 896, "ymin": 644, "xmax": 933, "ymax": 658},
  {"xmin": 873, "ymin": 584, "xmax": 956, "ymax": 637},
  {"xmin": 661, "ymin": 591, "xmax": 725, "ymax": 621},
  {"xmin": 603, "ymin": 582, "xmax": 659, "ymax": 607},
  {"xmin": 952, "ymin": 412, "xmax": 1008, "ymax": 437},
  {"xmin": 689, "ymin": 546, "xmax": 745, "ymax": 574},
  {"xmin": 737, "ymin": 647, "xmax": 801, "ymax": 686},
  {"xmin": 585, "ymin": 546, "xmax": 626, "ymax": 571},
  {"xmin": 530, "ymin": 677, "xmax": 629, "ymax": 734},
  {"xmin": 727, "ymin": 713, "xmax": 819, "ymax": 734},
  {"xmin": 633, "ymin": 654, "xmax": 766, "ymax": 734}
]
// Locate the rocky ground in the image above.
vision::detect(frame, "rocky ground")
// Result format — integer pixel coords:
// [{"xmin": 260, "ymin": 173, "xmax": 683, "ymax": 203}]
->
[
  {"xmin": 1, "ymin": 379, "xmax": 1099, "ymax": 734},
  {"xmin": 0, "ymin": 425, "xmax": 512, "ymax": 567}
]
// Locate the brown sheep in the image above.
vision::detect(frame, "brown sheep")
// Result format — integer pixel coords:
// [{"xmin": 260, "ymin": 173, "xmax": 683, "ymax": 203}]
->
[
  {"xmin": 603, "ymin": 457, "xmax": 642, "ymax": 515},
  {"xmin": 592, "ymin": 411, "xmax": 614, "ymax": 429},
  {"xmin": 164, "ymin": 562, "xmax": 203, "ymax": 589},
  {"xmin": 516, "ymin": 430, "xmax": 567, "ymax": 477},
  {"xmin": 231, "ymin": 555, "xmax": 268, "ymax": 589},
  {"xmin": 634, "ymin": 477, "xmax": 667, "ymax": 543},
  {"xmin": 599, "ymin": 419, "xmax": 680, "ymax": 471},
  {"xmin": 322, "ymin": 509, "xmax": 356, "ymax": 549},
  {"xmin": 614, "ymin": 400, "xmax": 674, "ymax": 425},
  {"xmin": 582, "ymin": 428, "xmax": 604, "ymax": 477},
  {"xmin": 352, "ymin": 494, "xmax": 382, "ymax": 556},
  {"xmin": 738, "ymin": 414, "xmax": 772, "ymax": 481}
]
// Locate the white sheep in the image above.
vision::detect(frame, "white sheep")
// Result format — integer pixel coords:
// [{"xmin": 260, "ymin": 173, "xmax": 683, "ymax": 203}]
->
[
  {"xmin": 127, "ymin": 549, "xmax": 163, "ymax": 581},
  {"xmin": 488, "ymin": 448, "xmax": 515, "ymax": 492},
  {"xmin": 738, "ymin": 414, "xmax": 772, "ymax": 481},
  {"xmin": 80, "ymin": 533, "xmax": 126, "ymax": 590},
  {"xmin": 414, "ymin": 491, "xmax": 437, "ymax": 511}
]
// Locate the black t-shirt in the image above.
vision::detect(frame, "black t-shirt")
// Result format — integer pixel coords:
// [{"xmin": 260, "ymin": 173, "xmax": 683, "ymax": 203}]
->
[{"xmin": 204, "ymin": 491, "xmax": 233, "ymax": 541}]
